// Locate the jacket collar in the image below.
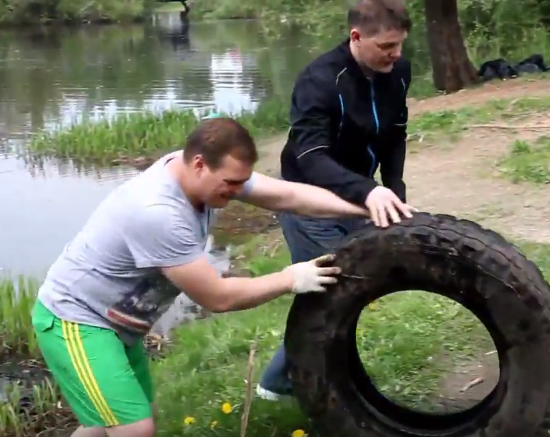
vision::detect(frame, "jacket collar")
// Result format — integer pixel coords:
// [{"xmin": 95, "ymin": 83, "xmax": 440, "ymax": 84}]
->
[
  {"xmin": 338, "ymin": 38, "xmax": 366, "ymax": 77},
  {"xmin": 336, "ymin": 37, "xmax": 394, "ymax": 84}
]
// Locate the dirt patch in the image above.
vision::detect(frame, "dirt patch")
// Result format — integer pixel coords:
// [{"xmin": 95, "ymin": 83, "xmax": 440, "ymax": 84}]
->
[
  {"xmin": 0, "ymin": 354, "xmax": 78, "ymax": 437},
  {"xmin": 405, "ymin": 117, "xmax": 550, "ymax": 243},
  {"xmin": 254, "ymin": 80, "xmax": 550, "ymax": 244},
  {"xmin": 0, "ymin": 356, "xmax": 50, "ymax": 400},
  {"xmin": 432, "ymin": 351, "xmax": 500, "ymax": 412},
  {"xmin": 213, "ymin": 202, "xmax": 280, "ymax": 246},
  {"xmin": 407, "ymin": 78, "xmax": 550, "ymax": 116},
  {"xmin": 255, "ymin": 133, "xmax": 289, "ymax": 176}
]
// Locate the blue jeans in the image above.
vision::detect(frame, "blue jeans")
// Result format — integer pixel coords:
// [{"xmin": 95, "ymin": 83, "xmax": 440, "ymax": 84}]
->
[{"xmin": 258, "ymin": 211, "xmax": 366, "ymax": 395}]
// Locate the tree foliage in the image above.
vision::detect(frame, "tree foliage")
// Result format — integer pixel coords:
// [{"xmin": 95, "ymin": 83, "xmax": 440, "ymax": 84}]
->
[
  {"xmin": 193, "ymin": 0, "xmax": 550, "ymax": 92},
  {"xmin": 0, "ymin": 0, "xmax": 148, "ymax": 24}
]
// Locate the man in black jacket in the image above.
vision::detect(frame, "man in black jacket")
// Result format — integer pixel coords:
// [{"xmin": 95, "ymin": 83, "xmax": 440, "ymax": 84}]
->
[{"xmin": 257, "ymin": 0, "xmax": 416, "ymax": 401}]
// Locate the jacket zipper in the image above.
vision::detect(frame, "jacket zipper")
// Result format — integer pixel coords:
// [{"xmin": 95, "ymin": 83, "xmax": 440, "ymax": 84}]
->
[{"xmin": 368, "ymin": 80, "xmax": 380, "ymax": 177}]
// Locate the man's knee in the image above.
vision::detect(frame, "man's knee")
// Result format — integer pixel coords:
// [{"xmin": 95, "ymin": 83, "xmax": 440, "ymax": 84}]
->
[{"xmin": 106, "ymin": 418, "xmax": 155, "ymax": 437}]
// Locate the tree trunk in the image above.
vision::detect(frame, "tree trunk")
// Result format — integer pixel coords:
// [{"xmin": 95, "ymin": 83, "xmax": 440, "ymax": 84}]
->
[{"xmin": 423, "ymin": 0, "xmax": 480, "ymax": 93}]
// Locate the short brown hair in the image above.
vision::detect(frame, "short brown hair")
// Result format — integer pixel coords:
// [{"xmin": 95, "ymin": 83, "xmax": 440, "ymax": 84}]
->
[
  {"xmin": 348, "ymin": 0, "xmax": 412, "ymax": 36},
  {"xmin": 183, "ymin": 117, "xmax": 258, "ymax": 169}
]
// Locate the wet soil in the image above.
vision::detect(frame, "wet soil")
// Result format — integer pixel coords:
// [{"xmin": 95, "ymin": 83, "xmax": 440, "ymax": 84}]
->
[
  {"xmin": 0, "ymin": 353, "xmax": 77, "ymax": 436},
  {"xmin": 0, "ymin": 332, "xmax": 197, "ymax": 436},
  {"xmin": 212, "ymin": 202, "xmax": 280, "ymax": 246}
]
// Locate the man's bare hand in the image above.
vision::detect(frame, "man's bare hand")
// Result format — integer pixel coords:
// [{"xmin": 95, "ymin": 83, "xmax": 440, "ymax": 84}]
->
[{"xmin": 365, "ymin": 186, "xmax": 417, "ymax": 228}]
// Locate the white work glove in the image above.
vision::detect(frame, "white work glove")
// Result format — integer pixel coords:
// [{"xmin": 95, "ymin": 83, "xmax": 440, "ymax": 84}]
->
[{"xmin": 283, "ymin": 254, "xmax": 341, "ymax": 294}]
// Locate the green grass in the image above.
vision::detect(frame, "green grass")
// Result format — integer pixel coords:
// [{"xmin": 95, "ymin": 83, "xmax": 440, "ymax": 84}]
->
[
  {"xmin": 356, "ymin": 291, "xmax": 493, "ymax": 410},
  {"xmin": 0, "ymin": 276, "xmax": 69, "ymax": 437},
  {"xmin": 152, "ymin": 288, "xmax": 493, "ymax": 436},
  {"xmin": 496, "ymin": 136, "xmax": 550, "ymax": 184},
  {"xmin": 27, "ymin": 90, "xmax": 550, "ymax": 167},
  {"xmin": 0, "ymin": 275, "xmax": 40, "ymax": 359},
  {"xmin": 0, "ymin": 379, "xmax": 68, "ymax": 437},
  {"xmin": 408, "ymin": 93, "xmax": 550, "ymax": 145},
  {"xmin": 149, "ymin": 239, "xmax": 549, "ymax": 435},
  {"xmin": 2, "ymin": 238, "xmax": 550, "ymax": 435},
  {"xmin": 27, "ymin": 98, "xmax": 290, "ymax": 165}
]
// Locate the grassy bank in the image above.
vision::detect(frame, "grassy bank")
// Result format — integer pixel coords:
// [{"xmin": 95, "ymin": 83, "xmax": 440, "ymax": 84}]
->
[
  {"xmin": 497, "ymin": 135, "xmax": 550, "ymax": 184},
  {"xmin": 27, "ymin": 98, "xmax": 289, "ymax": 165},
  {"xmin": 4, "ymin": 233, "xmax": 550, "ymax": 436},
  {"xmin": 27, "ymin": 88, "xmax": 550, "ymax": 167},
  {"xmin": 0, "ymin": 276, "xmax": 40, "ymax": 360},
  {"xmin": 153, "ymin": 287, "xmax": 492, "ymax": 437},
  {"xmin": 408, "ymin": 91, "xmax": 550, "ymax": 146}
]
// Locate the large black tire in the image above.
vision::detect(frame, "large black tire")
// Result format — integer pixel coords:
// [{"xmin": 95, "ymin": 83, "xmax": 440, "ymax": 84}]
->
[{"xmin": 284, "ymin": 212, "xmax": 550, "ymax": 437}]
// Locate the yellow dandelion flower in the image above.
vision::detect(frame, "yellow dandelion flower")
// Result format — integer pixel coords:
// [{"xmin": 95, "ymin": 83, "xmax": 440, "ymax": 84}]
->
[
  {"xmin": 292, "ymin": 430, "xmax": 306, "ymax": 437},
  {"xmin": 210, "ymin": 420, "xmax": 218, "ymax": 429},
  {"xmin": 183, "ymin": 416, "xmax": 196, "ymax": 425},
  {"xmin": 222, "ymin": 402, "xmax": 233, "ymax": 414},
  {"xmin": 367, "ymin": 302, "xmax": 379, "ymax": 310}
]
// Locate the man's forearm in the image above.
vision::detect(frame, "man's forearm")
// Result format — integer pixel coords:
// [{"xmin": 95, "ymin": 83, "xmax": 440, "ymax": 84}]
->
[
  {"xmin": 285, "ymin": 181, "xmax": 370, "ymax": 218},
  {"xmin": 162, "ymin": 256, "xmax": 295, "ymax": 314},
  {"xmin": 212, "ymin": 272, "xmax": 293, "ymax": 313},
  {"xmin": 239, "ymin": 172, "xmax": 371, "ymax": 218}
]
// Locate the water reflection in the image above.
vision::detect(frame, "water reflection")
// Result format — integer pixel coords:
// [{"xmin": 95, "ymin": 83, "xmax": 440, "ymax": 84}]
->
[
  {"xmin": 0, "ymin": 16, "xmax": 325, "ymax": 277},
  {"xmin": 0, "ymin": 155, "xmax": 140, "ymax": 277},
  {"xmin": 0, "ymin": 13, "xmax": 446, "ymax": 279},
  {"xmin": 0, "ymin": 17, "xmax": 288, "ymax": 138}
]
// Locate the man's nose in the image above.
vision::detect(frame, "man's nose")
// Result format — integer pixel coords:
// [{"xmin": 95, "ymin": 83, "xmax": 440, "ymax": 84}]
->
[{"xmin": 391, "ymin": 46, "xmax": 402, "ymax": 58}]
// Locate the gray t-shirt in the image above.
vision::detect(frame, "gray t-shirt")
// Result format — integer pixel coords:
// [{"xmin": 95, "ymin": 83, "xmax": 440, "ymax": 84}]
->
[{"xmin": 37, "ymin": 152, "xmax": 256, "ymax": 345}]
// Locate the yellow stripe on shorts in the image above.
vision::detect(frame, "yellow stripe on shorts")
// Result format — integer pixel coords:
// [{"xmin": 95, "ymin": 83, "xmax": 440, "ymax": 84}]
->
[{"xmin": 62, "ymin": 320, "xmax": 119, "ymax": 426}]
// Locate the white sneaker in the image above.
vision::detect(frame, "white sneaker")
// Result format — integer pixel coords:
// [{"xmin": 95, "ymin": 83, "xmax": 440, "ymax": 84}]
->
[{"xmin": 255, "ymin": 383, "xmax": 283, "ymax": 401}]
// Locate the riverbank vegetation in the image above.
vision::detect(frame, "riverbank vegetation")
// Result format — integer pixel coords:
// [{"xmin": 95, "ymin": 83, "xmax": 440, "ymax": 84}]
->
[
  {"xmin": 0, "ymin": 276, "xmax": 40, "ymax": 360},
  {"xmin": 27, "ymin": 98, "xmax": 289, "ymax": 166},
  {"xmin": 1, "ymin": 236, "xmax": 550, "ymax": 436},
  {"xmin": 497, "ymin": 135, "xmax": 550, "ymax": 184},
  {"xmin": 25, "ymin": 90, "xmax": 550, "ymax": 166},
  {"xmin": 408, "ymin": 91, "xmax": 550, "ymax": 143}
]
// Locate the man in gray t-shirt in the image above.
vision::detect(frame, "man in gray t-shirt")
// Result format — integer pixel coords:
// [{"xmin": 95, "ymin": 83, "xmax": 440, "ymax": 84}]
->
[
  {"xmin": 37, "ymin": 149, "xmax": 231, "ymax": 347},
  {"xmin": 31, "ymin": 117, "xmax": 413, "ymax": 437}
]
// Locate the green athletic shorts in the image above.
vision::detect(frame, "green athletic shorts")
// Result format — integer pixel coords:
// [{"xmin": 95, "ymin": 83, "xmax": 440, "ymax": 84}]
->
[{"xmin": 31, "ymin": 298, "xmax": 153, "ymax": 428}]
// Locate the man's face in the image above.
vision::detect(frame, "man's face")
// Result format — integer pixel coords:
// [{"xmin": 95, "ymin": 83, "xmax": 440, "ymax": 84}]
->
[
  {"xmin": 350, "ymin": 26, "xmax": 408, "ymax": 73},
  {"xmin": 191, "ymin": 154, "xmax": 253, "ymax": 208}
]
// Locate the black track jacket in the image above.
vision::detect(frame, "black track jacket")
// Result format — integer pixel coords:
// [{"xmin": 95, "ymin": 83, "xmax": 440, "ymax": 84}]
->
[{"xmin": 280, "ymin": 38, "xmax": 411, "ymax": 205}]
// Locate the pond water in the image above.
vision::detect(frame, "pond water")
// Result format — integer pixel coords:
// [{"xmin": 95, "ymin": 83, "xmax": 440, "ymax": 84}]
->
[
  {"xmin": 0, "ymin": 12, "xmax": 525, "ymax": 280},
  {"xmin": 0, "ymin": 16, "xmax": 327, "ymax": 279}
]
